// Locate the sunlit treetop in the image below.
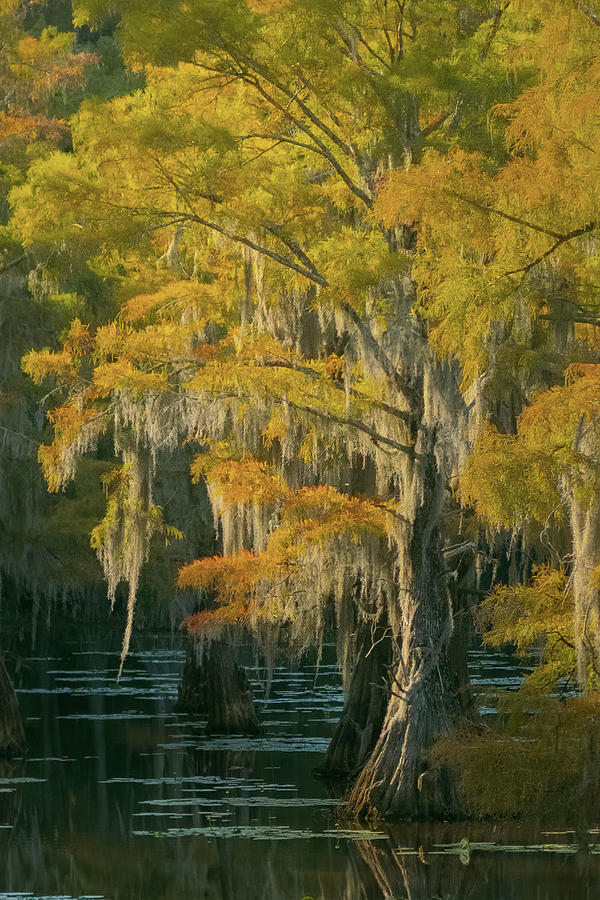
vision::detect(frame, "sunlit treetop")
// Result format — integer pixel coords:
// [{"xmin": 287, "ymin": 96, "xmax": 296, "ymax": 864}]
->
[
  {"xmin": 460, "ymin": 365, "xmax": 600, "ymax": 531},
  {"xmin": 376, "ymin": 1, "xmax": 600, "ymax": 385}
]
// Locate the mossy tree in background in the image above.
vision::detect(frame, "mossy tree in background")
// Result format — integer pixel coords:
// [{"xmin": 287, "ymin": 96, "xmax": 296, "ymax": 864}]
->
[{"xmin": 10, "ymin": 0, "xmax": 600, "ymax": 820}]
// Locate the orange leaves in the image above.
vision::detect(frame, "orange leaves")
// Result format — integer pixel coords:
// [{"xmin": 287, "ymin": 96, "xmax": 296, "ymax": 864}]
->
[
  {"xmin": 375, "ymin": 150, "xmax": 493, "ymax": 248},
  {"xmin": 192, "ymin": 451, "xmax": 292, "ymax": 506},
  {"xmin": 518, "ymin": 374, "xmax": 600, "ymax": 440},
  {"xmin": 565, "ymin": 362, "xmax": 600, "ymax": 384},
  {"xmin": 178, "ymin": 549, "xmax": 270, "ymax": 634},
  {"xmin": 63, "ymin": 318, "xmax": 94, "ymax": 357},
  {"xmin": 192, "ymin": 446, "xmax": 390, "ymax": 541},
  {"xmin": 121, "ymin": 279, "xmax": 228, "ymax": 324},
  {"xmin": 0, "ymin": 111, "xmax": 66, "ymax": 144},
  {"xmin": 178, "ymin": 549, "xmax": 265, "ymax": 595},
  {"xmin": 181, "ymin": 609, "xmax": 235, "ymax": 637},
  {"xmin": 11, "ymin": 31, "xmax": 93, "ymax": 94},
  {"xmin": 177, "ymin": 481, "xmax": 390, "ymax": 634},
  {"xmin": 324, "ymin": 353, "xmax": 345, "ymax": 380},
  {"xmin": 275, "ymin": 484, "xmax": 389, "ymax": 547},
  {"xmin": 123, "ymin": 291, "xmax": 172, "ymax": 322}
]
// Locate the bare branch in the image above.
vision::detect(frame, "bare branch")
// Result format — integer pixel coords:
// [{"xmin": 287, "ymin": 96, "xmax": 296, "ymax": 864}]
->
[
  {"xmin": 0, "ymin": 254, "xmax": 26, "ymax": 276},
  {"xmin": 445, "ymin": 190, "xmax": 565, "ymax": 239},
  {"xmin": 260, "ymin": 357, "xmax": 412, "ymax": 425},
  {"xmin": 502, "ymin": 221, "xmax": 598, "ymax": 278},
  {"xmin": 480, "ymin": 2, "xmax": 511, "ymax": 61}
]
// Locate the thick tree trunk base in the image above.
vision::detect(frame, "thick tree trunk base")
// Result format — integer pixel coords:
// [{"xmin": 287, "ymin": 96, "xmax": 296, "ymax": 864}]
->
[
  {"xmin": 0, "ymin": 654, "xmax": 25, "ymax": 758},
  {"xmin": 177, "ymin": 637, "xmax": 259, "ymax": 734},
  {"xmin": 346, "ymin": 676, "xmax": 465, "ymax": 821},
  {"xmin": 315, "ymin": 620, "xmax": 392, "ymax": 779},
  {"xmin": 176, "ymin": 648, "xmax": 208, "ymax": 714}
]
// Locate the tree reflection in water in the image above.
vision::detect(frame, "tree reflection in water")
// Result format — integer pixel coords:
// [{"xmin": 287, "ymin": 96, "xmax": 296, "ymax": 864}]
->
[{"xmin": 1, "ymin": 640, "xmax": 599, "ymax": 900}]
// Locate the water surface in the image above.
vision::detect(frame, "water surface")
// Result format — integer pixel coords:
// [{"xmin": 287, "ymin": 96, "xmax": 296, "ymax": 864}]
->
[{"xmin": 1, "ymin": 635, "xmax": 598, "ymax": 899}]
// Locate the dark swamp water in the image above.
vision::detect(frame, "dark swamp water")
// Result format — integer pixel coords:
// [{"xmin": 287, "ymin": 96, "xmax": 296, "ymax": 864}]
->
[{"xmin": 1, "ymin": 628, "xmax": 600, "ymax": 900}]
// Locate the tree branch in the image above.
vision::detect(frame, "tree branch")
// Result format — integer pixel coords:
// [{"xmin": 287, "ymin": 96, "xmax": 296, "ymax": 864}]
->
[
  {"xmin": 243, "ymin": 73, "xmax": 373, "ymax": 208},
  {"xmin": 260, "ymin": 357, "xmax": 412, "ymax": 424},
  {"xmin": 0, "ymin": 254, "xmax": 26, "ymax": 276},
  {"xmin": 445, "ymin": 190, "xmax": 565, "ymax": 239},
  {"xmin": 480, "ymin": 2, "xmax": 511, "ymax": 61},
  {"xmin": 189, "ymin": 214, "xmax": 328, "ymax": 285},
  {"xmin": 202, "ymin": 389, "xmax": 416, "ymax": 457},
  {"xmin": 261, "ymin": 222, "xmax": 323, "ymax": 276},
  {"xmin": 341, "ymin": 302, "xmax": 416, "ymax": 406},
  {"xmin": 501, "ymin": 221, "xmax": 598, "ymax": 278}
]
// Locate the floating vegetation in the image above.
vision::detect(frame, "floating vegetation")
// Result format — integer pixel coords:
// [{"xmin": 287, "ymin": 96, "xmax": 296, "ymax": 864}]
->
[
  {"xmin": 140, "ymin": 796, "xmax": 341, "ymax": 808},
  {"xmin": 156, "ymin": 736, "xmax": 330, "ymax": 752},
  {"xmin": 420, "ymin": 839, "xmax": 600, "ymax": 858},
  {"xmin": 132, "ymin": 824, "xmax": 386, "ymax": 840},
  {"xmin": 0, "ymin": 778, "xmax": 47, "ymax": 785},
  {"xmin": 0, "ymin": 895, "xmax": 105, "ymax": 899}
]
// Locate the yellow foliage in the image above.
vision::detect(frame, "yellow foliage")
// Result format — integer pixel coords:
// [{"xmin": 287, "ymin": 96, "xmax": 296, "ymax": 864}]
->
[
  {"xmin": 462, "ymin": 370, "xmax": 600, "ymax": 528},
  {"xmin": 192, "ymin": 451, "xmax": 292, "ymax": 507},
  {"xmin": 261, "ymin": 414, "xmax": 288, "ymax": 449},
  {"xmin": 22, "ymin": 348, "xmax": 78, "ymax": 384},
  {"xmin": 63, "ymin": 318, "xmax": 93, "ymax": 357},
  {"xmin": 92, "ymin": 360, "xmax": 168, "ymax": 395}
]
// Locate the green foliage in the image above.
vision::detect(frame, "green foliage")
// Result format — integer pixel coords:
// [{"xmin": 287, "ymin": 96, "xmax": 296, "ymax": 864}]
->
[
  {"xmin": 478, "ymin": 566, "xmax": 576, "ymax": 695},
  {"xmin": 461, "ymin": 368, "xmax": 600, "ymax": 531},
  {"xmin": 432, "ymin": 696, "xmax": 600, "ymax": 820}
]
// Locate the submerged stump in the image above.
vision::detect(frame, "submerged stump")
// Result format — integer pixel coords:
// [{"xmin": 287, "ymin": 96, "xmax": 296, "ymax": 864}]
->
[
  {"xmin": 176, "ymin": 647, "xmax": 208, "ymax": 715},
  {"xmin": 177, "ymin": 637, "xmax": 259, "ymax": 734}
]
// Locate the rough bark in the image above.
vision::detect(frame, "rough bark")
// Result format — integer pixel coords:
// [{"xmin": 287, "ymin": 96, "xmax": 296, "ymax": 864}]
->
[
  {"xmin": 176, "ymin": 644, "xmax": 208, "ymax": 714},
  {"xmin": 178, "ymin": 637, "xmax": 259, "ymax": 734},
  {"xmin": 569, "ymin": 420, "xmax": 600, "ymax": 691},
  {"xmin": 347, "ymin": 446, "xmax": 465, "ymax": 820},
  {"xmin": 0, "ymin": 653, "xmax": 25, "ymax": 757},
  {"xmin": 317, "ymin": 616, "xmax": 392, "ymax": 778},
  {"xmin": 570, "ymin": 495, "xmax": 600, "ymax": 690},
  {"xmin": 205, "ymin": 638, "xmax": 259, "ymax": 734}
]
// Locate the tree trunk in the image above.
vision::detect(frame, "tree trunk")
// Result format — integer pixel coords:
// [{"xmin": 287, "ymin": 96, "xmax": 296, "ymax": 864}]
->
[
  {"xmin": 570, "ymin": 421, "xmax": 600, "ymax": 691},
  {"xmin": 0, "ymin": 653, "xmax": 25, "ymax": 757},
  {"xmin": 570, "ymin": 497, "xmax": 600, "ymax": 691},
  {"xmin": 347, "ymin": 447, "xmax": 466, "ymax": 820},
  {"xmin": 178, "ymin": 636, "xmax": 259, "ymax": 734},
  {"xmin": 205, "ymin": 638, "xmax": 259, "ymax": 734},
  {"xmin": 176, "ymin": 644, "xmax": 208, "ymax": 714},
  {"xmin": 317, "ymin": 616, "xmax": 392, "ymax": 778}
]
